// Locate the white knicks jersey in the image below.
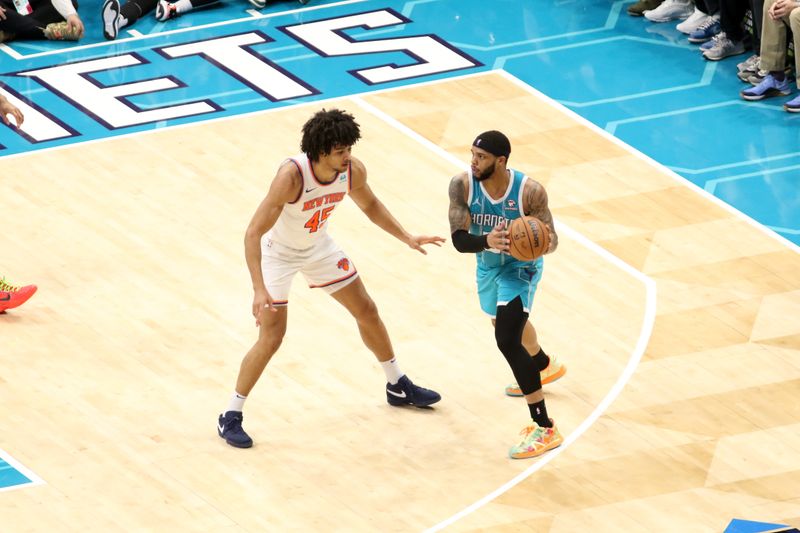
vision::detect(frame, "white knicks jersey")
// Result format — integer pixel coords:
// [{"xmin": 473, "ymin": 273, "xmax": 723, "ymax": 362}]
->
[{"xmin": 265, "ymin": 153, "xmax": 351, "ymax": 250}]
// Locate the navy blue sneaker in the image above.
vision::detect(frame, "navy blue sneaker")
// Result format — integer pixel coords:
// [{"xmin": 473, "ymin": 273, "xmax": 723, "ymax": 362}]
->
[
  {"xmin": 687, "ymin": 17, "xmax": 720, "ymax": 43},
  {"xmin": 386, "ymin": 375, "xmax": 441, "ymax": 407},
  {"xmin": 699, "ymin": 33, "xmax": 719, "ymax": 51},
  {"xmin": 217, "ymin": 411, "xmax": 253, "ymax": 448}
]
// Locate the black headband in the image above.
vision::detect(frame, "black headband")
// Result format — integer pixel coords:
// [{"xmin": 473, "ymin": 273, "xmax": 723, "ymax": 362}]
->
[{"xmin": 472, "ymin": 130, "xmax": 511, "ymax": 158}]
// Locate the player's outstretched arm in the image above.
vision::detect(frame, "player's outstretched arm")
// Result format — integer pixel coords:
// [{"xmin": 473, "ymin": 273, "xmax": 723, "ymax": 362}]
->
[
  {"xmin": 523, "ymin": 179, "xmax": 558, "ymax": 253},
  {"xmin": 449, "ymin": 173, "xmax": 509, "ymax": 253},
  {"xmin": 349, "ymin": 158, "xmax": 444, "ymax": 255}
]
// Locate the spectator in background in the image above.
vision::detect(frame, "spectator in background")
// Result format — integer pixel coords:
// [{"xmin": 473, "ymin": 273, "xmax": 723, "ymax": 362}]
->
[
  {"xmin": 700, "ymin": 0, "xmax": 751, "ymax": 60},
  {"xmin": 740, "ymin": 0, "xmax": 800, "ymax": 111},
  {"xmin": 0, "ymin": 0, "xmax": 83, "ymax": 42},
  {"xmin": 102, "ymin": 0, "xmax": 309, "ymax": 39},
  {"xmin": 737, "ymin": 0, "xmax": 769, "ymax": 84}
]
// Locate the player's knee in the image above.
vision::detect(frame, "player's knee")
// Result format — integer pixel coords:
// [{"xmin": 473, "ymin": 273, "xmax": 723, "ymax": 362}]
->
[
  {"xmin": 352, "ymin": 295, "xmax": 379, "ymax": 322},
  {"xmin": 495, "ymin": 328, "xmax": 522, "ymax": 358},
  {"xmin": 257, "ymin": 320, "xmax": 286, "ymax": 346}
]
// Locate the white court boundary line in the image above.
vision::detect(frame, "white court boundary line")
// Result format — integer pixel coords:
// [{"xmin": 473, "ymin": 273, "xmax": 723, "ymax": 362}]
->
[
  {"xmin": 351, "ymin": 95, "xmax": 657, "ymax": 533},
  {"xmin": 0, "ymin": 447, "xmax": 45, "ymax": 493},
  {"xmin": 494, "ymin": 70, "xmax": 800, "ymax": 256}
]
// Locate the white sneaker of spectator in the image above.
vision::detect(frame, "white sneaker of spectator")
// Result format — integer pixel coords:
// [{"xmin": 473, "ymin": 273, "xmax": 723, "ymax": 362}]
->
[
  {"xmin": 644, "ymin": 0, "xmax": 694, "ymax": 23},
  {"xmin": 676, "ymin": 7, "xmax": 712, "ymax": 33}
]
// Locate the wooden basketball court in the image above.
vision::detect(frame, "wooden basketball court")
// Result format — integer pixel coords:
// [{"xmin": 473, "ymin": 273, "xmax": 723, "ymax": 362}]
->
[{"xmin": 2, "ymin": 71, "xmax": 798, "ymax": 531}]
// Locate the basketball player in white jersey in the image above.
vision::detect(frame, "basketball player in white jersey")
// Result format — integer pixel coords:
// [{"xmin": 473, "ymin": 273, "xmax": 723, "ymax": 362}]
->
[{"xmin": 218, "ymin": 109, "xmax": 444, "ymax": 448}]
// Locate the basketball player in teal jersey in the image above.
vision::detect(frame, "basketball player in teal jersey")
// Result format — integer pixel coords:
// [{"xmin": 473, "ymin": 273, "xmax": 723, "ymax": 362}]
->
[{"xmin": 448, "ymin": 130, "xmax": 565, "ymax": 459}]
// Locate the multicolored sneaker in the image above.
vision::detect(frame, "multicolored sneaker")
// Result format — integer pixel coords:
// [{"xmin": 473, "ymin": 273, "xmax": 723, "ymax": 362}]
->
[
  {"xmin": 43, "ymin": 21, "xmax": 82, "ymax": 41},
  {"xmin": 217, "ymin": 411, "xmax": 253, "ymax": 448},
  {"xmin": 509, "ymin": 420, "xmax": 563, "ymax": 459},
  {"xmin": 155, "ymin": 0, "xmax": 179, "ymax": 21},
  {"xmin": 386, "ymin": 375, "xmax": 441, "ymax": 407},
  {"xmin": 505, "ymin": 355, "xmax": 566, "ymax": 397},
  {"xmin": 0, "ymin": 277, "xmax": 37, "ymax": 312}
]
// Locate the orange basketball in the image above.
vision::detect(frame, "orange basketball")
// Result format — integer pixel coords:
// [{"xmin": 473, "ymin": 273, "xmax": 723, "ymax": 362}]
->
[{"xmin": 508, "ymin": 216, "xmax": 550, "ymax": 261}]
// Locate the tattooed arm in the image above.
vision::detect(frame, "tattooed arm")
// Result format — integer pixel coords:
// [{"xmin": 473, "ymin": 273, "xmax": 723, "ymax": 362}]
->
[
  {"xmin": 522, "ymin": 178, "xmax": 558, "ymax": 253},
  {"xmin": 448, "ymin": 173, "xmax": 471, "ymax": 233},
  {"xmin": 449, "ymin": 173, "xmax": 509, "ymax": 253}
]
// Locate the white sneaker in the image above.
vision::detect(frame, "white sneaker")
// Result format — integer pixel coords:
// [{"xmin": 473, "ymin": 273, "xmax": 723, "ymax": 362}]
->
[
  {"xmin": 676, "ymin": 7, "xmax": 710, "ymax": 33},
  {"xmin": 644, "ymin": 0, "xmax": 694, "ymax": 22},
  {"xmin": 101, "ymin": 0, "xmax": 120, "ymax": 40},
  {"xmin": 155, "ymin": 0, "xmax": 178, "ymax": 21}
]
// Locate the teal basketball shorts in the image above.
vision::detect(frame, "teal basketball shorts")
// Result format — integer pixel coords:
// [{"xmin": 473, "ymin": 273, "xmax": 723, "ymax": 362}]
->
[{"xmin": 476, "ymin": 257, "xmax": 543, "ymax": 318}]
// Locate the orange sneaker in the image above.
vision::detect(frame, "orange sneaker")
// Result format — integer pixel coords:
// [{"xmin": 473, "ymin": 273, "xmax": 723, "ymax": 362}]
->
[
  {"xmin": 0, "ymin": 277, "xmax": 37, "ymax": 312},
  {"xmin": 505, "ymin": 355, "xmax": 566, "ymax": 397},
  {"xmin": 509, "ymin": 420, "xmax": 563, "ymax": 459}
]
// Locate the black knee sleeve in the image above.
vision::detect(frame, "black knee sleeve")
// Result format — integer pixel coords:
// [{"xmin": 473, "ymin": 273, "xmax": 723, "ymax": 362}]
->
[{"xmin": 495, "ymin": 297, "xmax": 542, "ymax": 395}]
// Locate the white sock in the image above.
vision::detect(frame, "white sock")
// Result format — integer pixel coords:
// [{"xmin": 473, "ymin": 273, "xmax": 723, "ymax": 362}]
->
[
  {"xmin": 174, "ymin": 0, "xmax": 193, "ymax": 14},
  {"xmin": 381, "ymin": 358, "xmax": 404, "ymax": 385},
  {"xmin": 225, "ymin": 392, "xmax": 247, "ymax": 414}
]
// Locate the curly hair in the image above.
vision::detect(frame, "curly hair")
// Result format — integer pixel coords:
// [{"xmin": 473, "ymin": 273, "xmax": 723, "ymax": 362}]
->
[{"xmin": 300, "ymin": 109, "xmax": 361, "ymax": 161}]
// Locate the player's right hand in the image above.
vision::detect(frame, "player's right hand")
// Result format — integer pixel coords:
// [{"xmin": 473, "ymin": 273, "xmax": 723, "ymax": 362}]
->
[
  {"xmin": 486, "ymin": 221, "xmax": 510, "ymax": 252},
  {"xmin": 253, "ymin": 288, "xmax": 276, "ymax": 326}
]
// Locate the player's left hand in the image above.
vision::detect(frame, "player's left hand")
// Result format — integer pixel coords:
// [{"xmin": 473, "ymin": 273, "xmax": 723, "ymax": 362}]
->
[{"xmin": 407, "ymin": 235, "xmax": 445, "ymax": 255}]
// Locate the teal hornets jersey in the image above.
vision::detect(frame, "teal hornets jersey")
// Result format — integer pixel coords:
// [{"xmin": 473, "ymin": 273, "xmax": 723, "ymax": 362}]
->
[{"xmin": 469, "ymin": 168, "xmax": 529, "ymax": 268}]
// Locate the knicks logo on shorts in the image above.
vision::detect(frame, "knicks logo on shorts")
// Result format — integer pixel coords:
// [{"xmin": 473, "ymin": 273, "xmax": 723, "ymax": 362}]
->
[{"xmin": 337, "ymin": 258, "xmax": 350, "ymax": 271}]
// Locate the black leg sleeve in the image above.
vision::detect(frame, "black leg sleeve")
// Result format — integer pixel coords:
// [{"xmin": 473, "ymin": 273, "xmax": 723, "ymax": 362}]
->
[{"xmin": 495, "ymin": 297, "xmax": 542, "ymax": 396}]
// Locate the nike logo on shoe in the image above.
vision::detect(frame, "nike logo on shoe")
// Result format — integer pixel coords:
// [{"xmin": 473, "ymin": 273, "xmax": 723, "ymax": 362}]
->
[
  {"xmin": 387, "ymin": 389, "xmax": 407, "ymax": 398},
  {"xmin": 217, "ymin": 423, "xmax": 225, "ymax": 434},
  {"xmin": 0, "ymin": 293, "xmax": 10, "ymax": 302}
]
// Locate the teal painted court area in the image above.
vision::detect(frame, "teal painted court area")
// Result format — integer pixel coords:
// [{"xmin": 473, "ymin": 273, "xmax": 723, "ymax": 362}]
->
[
  {"xmin": 0, "ymin": 451, "xmax": 37, "ymax": 491},
  {"xmin": 0, "ymin": 0, "xmax": 797, "ymax": 249}
]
